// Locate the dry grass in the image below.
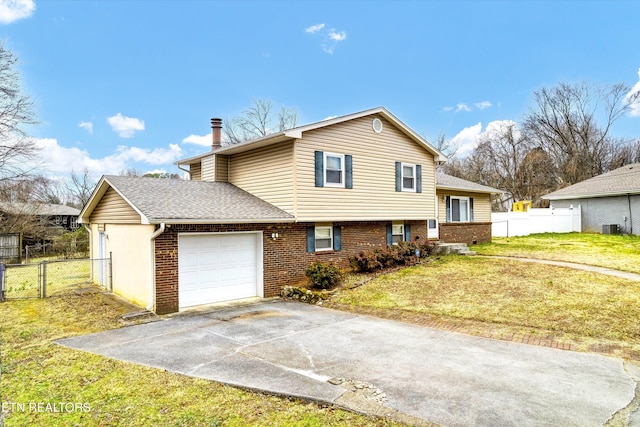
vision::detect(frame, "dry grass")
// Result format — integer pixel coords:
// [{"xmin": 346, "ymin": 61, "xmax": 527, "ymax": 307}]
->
[
  {"xmin": 330, "ymin": 256, "xmax": 640, "ymax": 351},
  {"xmin": 0, "ymin": 293, "xmax": 400, "ymax": 426},
  {"xmin": 475, "ymin": 232, "xmax": 640, "ymax": 274}
]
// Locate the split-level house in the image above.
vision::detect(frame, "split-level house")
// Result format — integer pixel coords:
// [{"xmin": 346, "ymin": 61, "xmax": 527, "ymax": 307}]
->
[{"xmin": 79, "ymin": 107, "xmax": 498, "ymax": 314}]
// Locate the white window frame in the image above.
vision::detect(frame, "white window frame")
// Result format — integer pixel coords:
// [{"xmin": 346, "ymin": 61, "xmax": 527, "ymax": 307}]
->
[
  {"xmin": 449, "ymin": 196, "xmax": 470, "ymax": 222},
  {"xmin": 324, "ymin": 152, "xmax": 345, "ymax": 188},
  {"xmin": 314, "ymin": 226, "xmax": 333, "ymax": 251},
  {"xmin": 401, "ymin": 163, "xmax": 416, "ymax": 192},
  {"xmin": 391, "ymin": 222, "xmax": 404, "ymax": 245}
]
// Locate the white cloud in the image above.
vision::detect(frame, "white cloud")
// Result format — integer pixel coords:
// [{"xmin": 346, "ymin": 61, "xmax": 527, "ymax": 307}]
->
[
  {"xmin": 450, "ymin": 120, "xmax": 519, "ymax": 158},
  {"xmin": 456, "ymin": 103, "xmax": 471, "ymax": 112},
  {"xmin": 322, "ymin": 115, "xmax": 337, "ymax": 121},
  {"xmin": 182, "ymin": 134, "xmax": 211, "ymax": 146},
  {"xmin": 107, "ymin": 113, "xmax": 145, "ymax": 138},
  {"xmin": 475, "ymin": 101, "xmax": 492, "ymax": 110},
  {"xmin": 626, "ymin": 68, "xmax": 640, "ymax": 117},
  {"xmin": 78, "ymin": 121, "xmax": 93, "ymax": 134},
  {"xmin": 442, "ymin": 106, "xmax": 454, "ymax": 112},
  {"xmin": 32, "ymin": 138, "xmax": 183, "ymax": 177},
  {"xmin": 0, "ymin": 0, "xmax": 35, "ymax": 24},
  {"xmin": 306, "ymin": 23, "xmax": 347, "ymax": 54},
  {"xmin": 328, "ymin": 30, "xmax": 346, "ymax": 41},
  {"xmin": 451, "ymin": 122, "xmax": 482, "ymax": 157},
  {"xmin": 305, "ymin": 23, "xmax": 325, "ymax": 33}
]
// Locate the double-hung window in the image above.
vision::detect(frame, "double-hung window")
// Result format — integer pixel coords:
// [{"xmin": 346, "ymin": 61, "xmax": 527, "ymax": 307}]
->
[
  {"xmin": 391, "ymin": 223, "xmax": 404, "ymax": 244},
  {"xmin": 402, "ymin": 163, "xmax": 416, "ymax": 191},
  {"xmin": 395, "ymin": 162, "xmax": 421, "ymax": 193},
  {"xmin": 324, "ymin": 153, "xmax": 344, "ymax": 187},
  {"xmin": 314, "ymin": 226, "xmax": 333, "ymax": 251},
  {"xmin": 315, "ymin": 151, "xmax": 352, "ymax": 189}
]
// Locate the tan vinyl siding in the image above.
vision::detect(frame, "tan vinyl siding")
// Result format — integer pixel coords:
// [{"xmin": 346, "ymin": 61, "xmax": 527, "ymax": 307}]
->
[
  {"xmin": 201, "ymin": 155, "xmax": 215, "ymax": 181},
  {"xmin": 437, "ymin": 190, "xmax": 492, "ymax": 223},
  {"xmin": 295, "ymin": 115, "xmax": 436, "ymax": 221},
  {"xmin": 228, "ymin": 142, "xmax": 294, "ymax": 214},
  {"xmin": 189, "ymin": 162, "xmax": 202, "ymax": 181},
  {"xmin": 215, "ymin": 155, "xmax": 229, "ymax": 182},
  {"xmin": 90, "ymin": 188, "xmax": 141, "ymax": 224}
]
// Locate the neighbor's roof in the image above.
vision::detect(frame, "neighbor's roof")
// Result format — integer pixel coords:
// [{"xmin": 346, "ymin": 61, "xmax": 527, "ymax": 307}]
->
[
  {"xmin": 436, "ymin": 172, "xmax": 503, "ymax": 194},
  {"xmin": 0, "ymin": 202, "xmax": 80, "ymax": 216},
  {"xmin": 175, "ymin": 106, "xmax": 447, "ymax": 165},
  {"xmin": 542, "ymin": 163, "xmax": 640, "ymax": 200},
  {"xmin": 79, "ymin": 176, "xmax": 295, "ymax": 225}
]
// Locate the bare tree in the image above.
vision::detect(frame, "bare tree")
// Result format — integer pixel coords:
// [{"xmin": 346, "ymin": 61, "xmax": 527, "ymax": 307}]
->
[
  {"xmin": 0, "ymin": 41, "xmax": 37, "ymax": 184},
  {"xmin": 224, "ymin": 98, "xmax": 298, "ymax": 144},
  {"xmin": 66, "ymin": 169, "xmax": 96, "ymax": 209},
  {"xmin": 523, "ymin": 81, "xmax": 639, "ymax": 185}
]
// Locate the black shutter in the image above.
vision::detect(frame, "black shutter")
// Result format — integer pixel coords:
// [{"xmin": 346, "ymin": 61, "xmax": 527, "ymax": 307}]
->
[
  {"xmin": 306, "ymin": 226, "xmax": 315, "ymax": 252},
  {"xmin": 345, "ymin": 155, "xmax": 353, "ymax": 189},
  {"xmin": 395, "ymin": 162, "xmax": 401, "ymax": 192},
  {"xmin": 470, "ymin": 197, "xmax": 474, "ymax": 222},
  {"xmin": 333, "ymin": 225, "xmax": 342, "ymax": 251},
  {"xmin": 416, "ymin": 165, "xmax": 422, "ymax": 193},
  {"xmin": 404, "ymin": 224, "xmax": 411, "ymax": 242},
  {"xmin": 386, "ymin": 223, "xmax": 393, "ymax": 245},
  {"xmin": 446, "ymin": 196, "xmax": 451, "ymax": 223},
  {"xmin": 314, "ymin": 151, "xmax": 324, "ymax": 187}
]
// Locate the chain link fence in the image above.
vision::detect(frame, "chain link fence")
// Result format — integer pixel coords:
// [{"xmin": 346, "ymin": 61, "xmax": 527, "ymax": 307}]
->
[{"xmin": 0, "ymin": 256, "xmax": 111, "ymax": 301}]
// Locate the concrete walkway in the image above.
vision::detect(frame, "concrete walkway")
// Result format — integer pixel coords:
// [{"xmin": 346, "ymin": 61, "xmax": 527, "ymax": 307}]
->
[
  {"xmin": 58, "ymin": 300, "xmax": 640, "ymax": 427},
  {"xmin": 480, "ymin": 255, "xmax": 640, "ymax": 282}
]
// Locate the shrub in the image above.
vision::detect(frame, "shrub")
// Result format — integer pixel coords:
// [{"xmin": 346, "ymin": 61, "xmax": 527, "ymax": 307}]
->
[
  {"xmin": 348, "ymin": 241, "xmax": 435, "ymax": 273},
  {"xmin": 305, "ymin": 262, "xmax": 342, "ymax": 289}
]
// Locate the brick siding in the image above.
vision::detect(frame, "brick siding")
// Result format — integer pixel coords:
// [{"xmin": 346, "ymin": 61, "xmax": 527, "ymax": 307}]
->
[
  {"xmin": 153, "ymin": 220, "xmax": 428, "ymax": 314},
  {"xmin": 439, "ymin": 222, "xmax": 492, "ymax": 245}
]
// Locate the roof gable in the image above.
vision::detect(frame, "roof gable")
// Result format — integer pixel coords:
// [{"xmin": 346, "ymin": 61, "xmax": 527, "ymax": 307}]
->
[
  {"xmin": 80, "ymin": 176, "xmax": 295, "ymax": 224},
  {"xmin": 176, "ymin": 107, "xmax": 447, "ymax": 165},
  {"xmin": 543, "ymin": 163, "xmax": 640, "ymax": 200}
]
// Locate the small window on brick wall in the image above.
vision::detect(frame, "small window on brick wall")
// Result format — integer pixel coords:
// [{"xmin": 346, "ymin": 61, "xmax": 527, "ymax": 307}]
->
[{"xmin": 306, "ymin": 225, "xmax": 342, "ymax": 252}]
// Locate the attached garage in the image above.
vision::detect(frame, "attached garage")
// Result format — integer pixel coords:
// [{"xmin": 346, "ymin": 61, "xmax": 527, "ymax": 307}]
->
[{"xmin": 178, "ymin": 232, "xmax": 263, "ymax": 309}]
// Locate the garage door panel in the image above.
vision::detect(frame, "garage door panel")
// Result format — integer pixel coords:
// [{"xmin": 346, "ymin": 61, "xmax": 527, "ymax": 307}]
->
[{"xmin": 178, "ymin": 233, "xmax": 260, "ymax": 309}]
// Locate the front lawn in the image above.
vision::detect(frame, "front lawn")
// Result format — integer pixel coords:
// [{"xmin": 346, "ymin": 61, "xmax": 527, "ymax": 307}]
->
[
  {"xmin": 329, "ymin": 256, "xmax": 640, "ymax": 352},
  {"xmin": 474, "ymin": 232, "xmax": 640, "ymax": 274},
  {"xmin": 0, "ymin": 293, "xmax": 399, "ymax": 426}
]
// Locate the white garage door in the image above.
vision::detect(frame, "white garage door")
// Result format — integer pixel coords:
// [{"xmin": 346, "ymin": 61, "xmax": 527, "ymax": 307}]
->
[{"xmin": 178, "ymin": 232, "xmax": 261, "ymax": 309}]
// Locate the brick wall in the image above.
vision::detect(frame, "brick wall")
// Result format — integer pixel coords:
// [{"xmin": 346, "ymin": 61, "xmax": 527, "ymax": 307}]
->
[
  {"xmin": 439, "ymin": 222, "xmax": 492, "ymax": 245},
  {"xmin": 153, "ymin": 220, "xmax": 427, "ymax": 314}
]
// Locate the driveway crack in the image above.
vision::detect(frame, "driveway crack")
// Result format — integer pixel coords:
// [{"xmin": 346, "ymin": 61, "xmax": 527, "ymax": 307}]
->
[{"xmin": 604, "ymin": 362, "xmax": 640, "ymax": 426}]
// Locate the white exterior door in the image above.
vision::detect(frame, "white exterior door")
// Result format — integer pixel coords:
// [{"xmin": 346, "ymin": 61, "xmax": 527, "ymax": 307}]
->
[{"xmin": 178, "ymin": 232, "xmax": 262, "ymax": 309}]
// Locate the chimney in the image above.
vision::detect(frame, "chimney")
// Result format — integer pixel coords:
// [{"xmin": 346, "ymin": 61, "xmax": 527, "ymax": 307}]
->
[{"xmin": 211, "ymin": 118, "xmax": 222, "ymax": 150}]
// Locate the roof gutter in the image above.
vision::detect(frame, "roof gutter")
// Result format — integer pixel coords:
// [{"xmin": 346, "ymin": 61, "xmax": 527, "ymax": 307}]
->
[
  {"xmin": 148, "ymin": 223, "xmax": 166, "ymax": 312},
  {"xmin": 148, "ymin": 218, "xmax": 295, "ymax": 225}
]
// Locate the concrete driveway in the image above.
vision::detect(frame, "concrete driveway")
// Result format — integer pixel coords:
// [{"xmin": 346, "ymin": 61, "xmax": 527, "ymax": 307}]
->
[{"xmin": 58, "ymin": 300, "xmax": 640, "ymax": 426}]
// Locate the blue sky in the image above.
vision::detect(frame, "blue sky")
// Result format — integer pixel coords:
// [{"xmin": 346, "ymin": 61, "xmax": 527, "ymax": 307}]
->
[{"xmin": 2, "ymin": 0, "xmax": 639, "ymax": 180}]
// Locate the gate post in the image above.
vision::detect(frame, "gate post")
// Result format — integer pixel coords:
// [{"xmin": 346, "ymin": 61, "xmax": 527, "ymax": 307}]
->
[
  {"xmin": 41, "ymin": 260, "xmax": 47, "ymax": 299},
  {"xmin": 0, "ymin": 263, "xmax": 5, "ymax": 301}
]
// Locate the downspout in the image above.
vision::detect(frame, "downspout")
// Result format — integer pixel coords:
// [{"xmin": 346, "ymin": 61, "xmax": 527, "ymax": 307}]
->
[
  {"xmin": 148, "ymin": 223, "xmax": 166, "ymax": 311},
  {"xmin": 628, "ymin": 194, "xmax": 633, "ymax": 235}
]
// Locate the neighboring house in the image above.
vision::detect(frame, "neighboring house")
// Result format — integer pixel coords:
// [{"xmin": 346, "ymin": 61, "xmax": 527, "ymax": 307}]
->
[
  {"xmin": 436, "ymin": 172, "xmax": 503, "ymax": 244},
  {"xmin": 79, "ymin": 107, "xmax": 496, "ymax": 314},
  {"xmin": 542, "ymin": 163, "xmax": 640, "ymax": 235},
  {"xmin": 0, "ymin": 202, "xmax": 81, "ymax": 233}
]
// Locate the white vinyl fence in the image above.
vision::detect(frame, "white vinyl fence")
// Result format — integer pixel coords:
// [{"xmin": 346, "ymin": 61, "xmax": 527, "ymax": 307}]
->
[{"xmin": 492, "ymin": 206, "xmax": 582, "ymax": 237}]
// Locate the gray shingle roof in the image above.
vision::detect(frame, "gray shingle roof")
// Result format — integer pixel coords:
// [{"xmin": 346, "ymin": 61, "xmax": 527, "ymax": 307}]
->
[
  {"xmin": 0, "ymin": 202, "xmax": 80, "ymax": 216},
  {"xmin": 543, "ymin": 163, "xmax": 640, "ymax": 200},
  {"xmin": 436, "ymin": 172, "xmax": 503, "ymax": 194},
  {"xmin": 104, "ymin": 176, "xmax": 294, "ymax": 223}
]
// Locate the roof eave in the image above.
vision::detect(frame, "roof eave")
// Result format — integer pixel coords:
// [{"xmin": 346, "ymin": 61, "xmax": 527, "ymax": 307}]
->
[
  {"xmin": 148, "ymin": 217, "xmax": 296, "ymax": 225},
  {"xmin": 543, "ymin": 190, "xmax": 640, "ymax": 200},
  {"xmin": 436, "ymin": 185, "xmax": 504, "ymax": 194}
]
